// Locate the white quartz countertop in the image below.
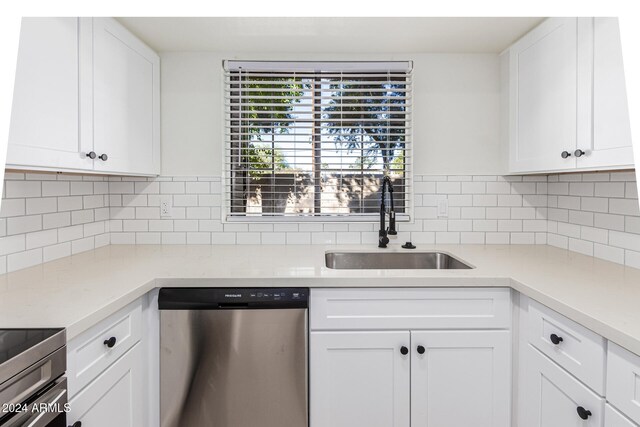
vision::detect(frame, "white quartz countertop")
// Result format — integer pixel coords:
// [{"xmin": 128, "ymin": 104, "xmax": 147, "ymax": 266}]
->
[{"xmin": 1, "ymin": 244, "xmax": 639, "ymax": 355}]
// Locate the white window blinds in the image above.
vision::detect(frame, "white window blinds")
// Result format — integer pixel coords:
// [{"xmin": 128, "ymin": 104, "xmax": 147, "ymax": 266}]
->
[{"xmin": 223, "ymin": 60, "xmax": 413, "ymax": 220}]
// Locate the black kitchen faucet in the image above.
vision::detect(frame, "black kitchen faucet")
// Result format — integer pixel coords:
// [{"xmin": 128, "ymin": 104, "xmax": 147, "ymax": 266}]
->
[{"xmin": 378, "ymin": 175, "xmax": 397, "ymax": 248}]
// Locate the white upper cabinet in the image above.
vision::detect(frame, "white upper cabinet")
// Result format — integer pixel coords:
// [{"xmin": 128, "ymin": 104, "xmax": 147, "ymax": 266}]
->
[
  {"xmin": 585, "ymin": 18, "xmax": 634, "ymax": 169},
  {"xmin": 7, "ymin": 17, "xmax": 160, "ymax": 176},
  {"xmin": 508, "ymin": 18, "xmax": 578, "ymax": 173},
  {"xmin": 8, "ymin": 18, "xmax": 92, "ymax": 171},
  {"xmin": 92, "ymin": 18, "xmax": 160, "ymax": 175},
  {"xmin": 506, "ymin": 17, "xmax": 634, "ymax": 174}
]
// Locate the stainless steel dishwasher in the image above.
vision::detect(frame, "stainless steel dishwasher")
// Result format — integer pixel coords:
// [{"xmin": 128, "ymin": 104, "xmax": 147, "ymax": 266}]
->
[{"xmin": 158, "ymin": 288, "xmax": 308, "ymax": 427}]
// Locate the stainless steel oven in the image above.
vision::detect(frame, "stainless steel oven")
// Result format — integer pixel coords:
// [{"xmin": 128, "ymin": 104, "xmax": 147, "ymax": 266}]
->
[{"xmin": 0, "ymin": 329, "xmax": 67, "ymax": 427}]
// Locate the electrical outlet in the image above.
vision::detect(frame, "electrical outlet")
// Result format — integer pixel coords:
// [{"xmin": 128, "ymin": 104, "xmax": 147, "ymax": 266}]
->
[
  {"xmin": 160, "ymin": 196, "xmax": 172, "ymax": 217},
  {"xmin": 437, "ymin": 199, "xmax": 449, "ymax": 218}
]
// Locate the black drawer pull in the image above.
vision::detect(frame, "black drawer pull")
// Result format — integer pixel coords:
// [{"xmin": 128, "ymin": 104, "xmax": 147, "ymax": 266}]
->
[
  {"xmin": 103, "ymin": 337, "xmax": 117, "ymax": 348},
  {"xmin": 550, "ymin": 334, "xmax": 563, "ymax": 345},
  {"xmin": 576, "ymin": 406, "xmax": 592, "ymax": 420}
]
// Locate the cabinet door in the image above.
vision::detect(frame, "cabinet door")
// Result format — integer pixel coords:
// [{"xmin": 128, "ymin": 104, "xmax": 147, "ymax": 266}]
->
[
  {"xmin": 411, "ymin": 330, "xmax": 511, "ymax": 427},
  {"xmin": 8, "ymin": 18, "xmax": 93, "ymax": 171},
  {"xmin": 519, "ymin": 344, "xmax": 604, "ymax": 427},
  {"xmin": 577, "ymin": 18, "xmax": 634, "ymax": 169},
  {"xmin": 67, "ymin": 343, "xmax": 144, "ymax": 427},
  {"xmin": 509, "ymin": 18, "xmax": 578, "ymax": 173},
  {"xmin": 310, "ymin": 331, "xmax": 410, "ymax": 427},
  {"xmin": 92, "ymin": 18, "xmax": 160, "ymax": 175}
]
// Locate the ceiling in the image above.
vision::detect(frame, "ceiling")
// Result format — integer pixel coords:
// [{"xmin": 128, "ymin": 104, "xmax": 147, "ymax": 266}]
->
[{"xmin": 116, "ymin": 17, "xmax": 545, "ymax": 54}]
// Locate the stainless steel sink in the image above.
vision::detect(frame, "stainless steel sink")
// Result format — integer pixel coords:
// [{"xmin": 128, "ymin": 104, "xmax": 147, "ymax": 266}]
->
[{"xmin": 325, "ymin": 251, "xmax": 474, "ymax": 270}]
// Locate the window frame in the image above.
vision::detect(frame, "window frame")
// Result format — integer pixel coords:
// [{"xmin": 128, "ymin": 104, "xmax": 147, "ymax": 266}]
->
[{"xmin": 222, "ymin": 60, "xmax": 414, "ymax": 224}]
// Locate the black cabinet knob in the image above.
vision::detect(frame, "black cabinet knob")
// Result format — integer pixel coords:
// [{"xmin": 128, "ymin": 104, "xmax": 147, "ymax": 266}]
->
[
  {"xmin": 98, "ymin": 153, "xmax": 108, "ymax": 161},
  {"xmin": 103, "ymin": 337, "xmax": 117, "ymax": 348},
  {"xmin": 86, "ymin": 151, "xmax": 96, "ymax": 160},
  {"xmin": 417, "ymin": 345, "xmax": 425, "ymax": 355},
  {"xmin": 550, "ymin": 334, "xmax": 564, "ymax": 345},
  {"xmin": 561, "ymin": 151, "xmax": 572, "ymax": 159},
  {"xmin": 69, "ymin": 422, "xmax": 82, "ymax": 427},
  {"xmin": 400, "ymin": 346, "xmax": 409, "ymax": 355},
  {"xmin": 574, "ymin": 149, "xmax": 585, "ymax": 157},
  {"xmin": 576, "ymin": 406, "xmax": 592, "ymax": 420}
]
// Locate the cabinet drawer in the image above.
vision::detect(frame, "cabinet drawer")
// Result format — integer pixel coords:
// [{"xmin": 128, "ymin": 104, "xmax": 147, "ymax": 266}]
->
[
  {"xmin": 606, "ymin": 404, "xmax": 639, "ymax": 427},
  {"xmin": 67, "ymin": 299, "xmax": 142, "ymax": 398},
  {"xmin": 607, "ymin": 343, "xmax": 640, "ymax": 424},
  {"xmin": 525, "ymin": 297, "xmax": 606, "ymax": 394},
  {"xmin": 310, "ymin": 288, "xmax": 511, "ymax": 330},
  {"xmin": 520, "ymin": 344, "xmax": 604, "ymax": 427}
]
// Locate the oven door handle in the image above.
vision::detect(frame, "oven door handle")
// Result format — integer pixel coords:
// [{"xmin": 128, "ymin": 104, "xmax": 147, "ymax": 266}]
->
[{"xmin": 3, "ymin": 377, "xmax": 67, "ymax": 427}]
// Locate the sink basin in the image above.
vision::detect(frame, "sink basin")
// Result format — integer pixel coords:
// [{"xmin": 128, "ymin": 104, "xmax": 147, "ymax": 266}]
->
[{"xmin": 325, "ymin": 251, "xmax": 474, "ymax": 270}]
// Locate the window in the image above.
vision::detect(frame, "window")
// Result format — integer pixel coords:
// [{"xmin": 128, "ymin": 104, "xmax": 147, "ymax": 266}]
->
[{"xmin": 224, "ymin": 61, "xmax": 413, "ymax": 221}]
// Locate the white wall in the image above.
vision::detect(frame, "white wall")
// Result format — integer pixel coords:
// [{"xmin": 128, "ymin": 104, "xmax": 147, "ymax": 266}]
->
[{"xmin": 160, "ymin": 52, "xmax": 503, "ymax": 177}]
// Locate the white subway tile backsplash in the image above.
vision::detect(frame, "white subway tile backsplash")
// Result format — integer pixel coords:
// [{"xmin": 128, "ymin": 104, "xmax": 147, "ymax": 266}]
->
[
  {"xmin": 7, "ymin": 215, "xmax": 41, "ymax": 235},
  {"xmin": 595, "ymin": 182, "xmax": 625, "ymax": 198},
  {"xmin": 511, "ymin": 233, "xmax": 535, "ymax": 245},
  {"xmin": 42, "ymin": 181, "xmax": 69, "ymax": 197},
  {"xmin": 0, "ymin": 235, "xmax": 26, "ymax": 256},
  {"xmin": 136, "ymin": 232, "xmax": 161, "ymax": 244},
  {"xmin": 162, "ymin": 232, "xmax": 186, "ymax": 245},
  {"xmin": 263, "ymin": 232, "xmax": 288, "ymax": 245},
  {"xmin": 7, "ymin": 248, "xmax": 42, "ymax": 272},
  {"xmin": 160, "ymin": 181, "xmax": 185, "ymax": 194},
  {"xmin": 26, "ymin": 229, "xmax": 57, "ymax": 250},
  {"xmin": 134, "ymin": 181, "xmax": 159, "ymax": 194},
  {"xmin": 461, "ymin": 232, "xmax": 485, "ymax": 244},
  {"xmin": 569, "ymin": 238, "xmax": 593, "ymax": 256},
  {"xmin": 71, "ymin": 210, "xmax": 94, "ymax": 225},
  {"xmin": 58, "ymin": 196, "xmax": 83, "ymax": 212},
  {"xmin": 71, "ymin": 237, "xmax": 95, "ymax": 254},
  {"xmin": 2, "ymin": 171, "xmax": 639, "ymax": 273},
  {"xmin": 594, "ymin": 244, "xmax": 625, "ymax": 264},
  {"xmin": 569, "ymin": 182, "xmax": 594, "ymax": 197},
  {"xmin": 435, "ymin": 232, "xmax": 460, "ymax": 244},
  {"xmin": 187, "ymin": 232, "xmax": 211, "ymax": 244},
  {"xmin": 436, "ymin": 182, "xmax": 461, "ymax": 194},
  {"xmin": 58, "ymin": 225, "xmax": 84, "ymax": 243},
  {"xmin": 109, "ymin": 182, "xmax": 134, "ymax": 194},
  {"xmin": 609, "ymin": 231, "xmax": 640, "ymax": 252},
  {"xmin": 286, "ymin": 232, "xmax": 311, "ymax": 244},
  {"xmin": 174, "ymin": 220, "xmax": 198, "ymax": 232},
  {"xmin": 186, "ymin": 182, "xmax": 210, "ymax": 194},
  {"xmin": 43, "ymin": 242, "xmax": 71, "ymax": 262},
  {"xmin": 42, "ymin": 212, "xmax": 70, "ymax": 230},
  {"xmin": 581, "ymin": 197, "xmax": 609, "ymax": 213},
  {"xmin": 5, "ymin": 181, "xmax": 41, "ymax": 198},
  {"xmin": 625, "ymin": 250, "xmax": 640, "ymax": 269},
  {"xmin": 609, "ymin": 199, "xmax": 640, "ymax": 216},
  {"xmin": 0, "ymin": 199, "xmax": 26, "ymax": 217},
  {"xmin": 486, "ymin": 232, "xmax": 510, "ymax": 244},
  {"xmin": 70, "ymin": 182, "xmax": 93, "ymax": 196}
]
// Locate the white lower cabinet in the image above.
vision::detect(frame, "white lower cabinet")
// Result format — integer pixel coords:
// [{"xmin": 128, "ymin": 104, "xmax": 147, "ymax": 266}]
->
[
  {"xmin": 310, "ymin": 331, "xmax": 410, "ymax": 427},
  {"xmin": 520, "ymin": 343, "xmax": 604, "ymax": 427},
  {"xmin": 67, "ymin": 344, "xmax": 144, "ymax": 427},
  {"xmin": 309, "ymin": 287, "xmax": 512, "ymax": 427},
  {"xmin": 411, "ymin": 330, "xmax": 511, "ymax": 427}
]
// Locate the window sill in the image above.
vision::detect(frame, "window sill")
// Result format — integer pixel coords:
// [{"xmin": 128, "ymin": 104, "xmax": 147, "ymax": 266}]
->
[{"xmin": 224, "ymin": 214, "xmax": 412, "ymax": 224}]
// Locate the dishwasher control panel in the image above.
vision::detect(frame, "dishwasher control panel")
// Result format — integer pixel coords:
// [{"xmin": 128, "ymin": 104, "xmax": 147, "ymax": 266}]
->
[{"xmin": 158, "ymin": 287, "xmax": 308, "ymax": 309}]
